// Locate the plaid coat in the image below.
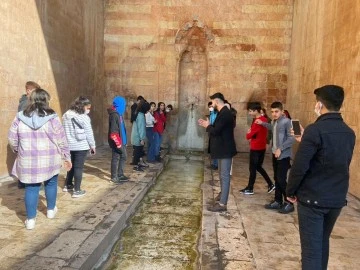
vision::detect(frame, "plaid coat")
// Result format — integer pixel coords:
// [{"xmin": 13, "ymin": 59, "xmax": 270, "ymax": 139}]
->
[{"xmin": 8, "ymin": 114, "xmax": 70, "ymax": 184}]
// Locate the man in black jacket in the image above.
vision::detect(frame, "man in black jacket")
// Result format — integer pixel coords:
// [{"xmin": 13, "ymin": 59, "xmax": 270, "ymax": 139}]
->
[
  {"xmin": 199, "ymin": 92, "xmax": 237, "ymax": 212},
  {"xmin": 286, "ymin": 85, "xmax": 356, "ymax": 270}
]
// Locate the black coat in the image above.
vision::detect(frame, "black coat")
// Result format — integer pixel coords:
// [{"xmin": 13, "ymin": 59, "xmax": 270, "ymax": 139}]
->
[
  {"xmin": 107, "ymin": 108, "xmax": 121, "ymax": 149},
  {"xmin": 207, "ymin": 106, "xmax": 237, "ymax": 159},
  {"xmin": 287, "ymin": 113, "xmax": 356, "ymax": 208}
]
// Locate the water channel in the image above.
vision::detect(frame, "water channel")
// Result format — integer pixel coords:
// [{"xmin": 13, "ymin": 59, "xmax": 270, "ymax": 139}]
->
[{"xmin": 104, "ymin": 159, "xmax": 204, "ymax": 270}]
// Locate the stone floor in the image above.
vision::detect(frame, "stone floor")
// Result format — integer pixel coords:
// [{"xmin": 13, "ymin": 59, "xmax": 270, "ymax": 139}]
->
[
  {"xmin": 202, "ymin": 153, "xmax": 360, "ymax": 270},
  {"xmin": 104, "ymin": 159, "xmax": 204, "ymax": 270},
  {"xmin": 0, "ymin": 147, "xmax": 359, "ymax": 269}
]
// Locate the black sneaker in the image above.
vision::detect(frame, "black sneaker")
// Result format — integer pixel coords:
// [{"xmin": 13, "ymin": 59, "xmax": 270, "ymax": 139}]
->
[
  {"xmin": 207, "ymin": 202, "xmax": 227, "ymax": 212},
  {"xmin": 267, "ymin": 184, "xmax": 275, "ymax": 193},
  {"xmin": 118, "ymin": 175, "xmax": 129, "ymax": 182},
  {"xmin": 110, "ymin": 178, "xmax": 121, "ymax": 184},
  {"xmin": 138, "ymin": 161, "xmax": 149, "ymax": 168},
  {"xmin": 239, "ymin": 188, "xmax": 254, "ymax": 195},
  {"xmin": 133, "ymin": 166, "xmax": 144, "ymax": 172},
  {"xmin": 72, "ymin": 190, "xmax": 86, "ymax": 198},
  {"xmin": 278, "ymin": 202, "xmax": 294, "ymax": 214},
  {"xmin": 265, "ymin": 200, "xmax": 283, "ymax": 210},
  {"xmin": 63, "ymin": 184, "xmax": 74, "ymax": 192}
]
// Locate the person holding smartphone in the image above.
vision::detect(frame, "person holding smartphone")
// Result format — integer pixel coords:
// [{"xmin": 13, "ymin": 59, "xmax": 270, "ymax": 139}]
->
[
  {"xmin": 291, "ymin": 119, "xmax": 302, "ymax": 137},
  {"xmin": 286, "ymin": 85, "xmax": 355, "ymax": 270}
]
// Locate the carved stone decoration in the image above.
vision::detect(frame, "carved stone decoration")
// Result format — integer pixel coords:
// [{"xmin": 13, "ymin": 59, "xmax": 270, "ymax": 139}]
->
[
  {"xmin": 168, "ymin": 18, "xmax": 214, "ymax": 151},
  {"xmin": 175, "ymin": 18, "xmax": 214, "ymax": 58}
]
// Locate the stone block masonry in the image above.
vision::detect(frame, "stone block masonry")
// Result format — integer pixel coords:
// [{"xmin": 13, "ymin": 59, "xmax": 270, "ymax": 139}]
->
[
  {"xmin": 104, "ymin": 0, "xmax": 293, "ymax": 151},
  {"xmin": 287, "ymin": 0, "xmax": 360, "ymax": 196},
  {"xmin": 0, "ymin": 0, "xmax": 105, "ymax": 178}
]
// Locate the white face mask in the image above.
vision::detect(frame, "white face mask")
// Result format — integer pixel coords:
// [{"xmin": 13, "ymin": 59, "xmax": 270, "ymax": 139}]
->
[
  {"xmin": 314, "ymin": 102, "xmax": 322, "ymax": 116},
  {"xmin": 85, "ymin": 109, "xmax": 90, "ymax": 115},
  {"xmin": 165, "ymin": 108, "xmax": 170, "ymax": 113},
  {"xmin": 209, "ymin": 107, "xmax": 214, "ymax": 112}
]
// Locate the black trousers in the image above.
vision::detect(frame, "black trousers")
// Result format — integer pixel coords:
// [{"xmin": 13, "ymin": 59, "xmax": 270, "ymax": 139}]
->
[
  {"xmin": 247, "ymin": 149, "xmax": 272, "ymax": 189},
  {"xmin": 298, "ymin": 203, "xmax": 341, "ymax": 270},
  {"xmin": 66, "ymin": 150, "xmax": 88, "ymax": 191},
  {"xmin": 133, "ymin": 145, "xmax": 144, "ymax": 165},
  {"xmin": 111, "ymin": 146, "xmax": 127, "ymax": 179},
  {"xmin": 272, "ymin": 155, "xmax": 290, "ymax": 203}
]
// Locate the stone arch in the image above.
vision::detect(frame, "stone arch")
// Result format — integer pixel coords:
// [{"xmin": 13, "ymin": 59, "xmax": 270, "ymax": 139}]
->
[{"xmin": 172, "ymin": 18, "xmax": 214, "ymax": 151}]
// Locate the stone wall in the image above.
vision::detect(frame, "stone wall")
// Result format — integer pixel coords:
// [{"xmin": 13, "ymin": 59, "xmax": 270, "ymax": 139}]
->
[
  {"xmin": 0, "ymin": 0, "xmax": 104, "ymax": 177},
  {"xmin": 287, "ymin": 0, "xmax": 360, "ymax": 196},
  {"xmin": 104, "ymin": 0, "xmax": 293, "ymax": 151}
]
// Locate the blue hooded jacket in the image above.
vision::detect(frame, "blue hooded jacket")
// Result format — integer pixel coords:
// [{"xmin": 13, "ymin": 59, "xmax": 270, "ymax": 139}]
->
[{"xmin": 112, "ymin": 96, "xmax": 127, "ymax": 145}]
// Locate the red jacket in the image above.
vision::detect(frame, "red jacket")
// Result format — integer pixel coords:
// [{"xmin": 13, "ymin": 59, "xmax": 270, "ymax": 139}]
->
[
  {"xmin": 246, "ymin": 115, "xmax": 268, "ymax": 150},
  {"xmin": 153, "ymin": 111, "xmax": 166, "ymax": 134}
]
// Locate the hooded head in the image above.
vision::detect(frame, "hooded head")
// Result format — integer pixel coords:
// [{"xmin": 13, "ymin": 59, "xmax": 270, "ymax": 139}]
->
[{"xmin": 112, "ymin": 96, "xmax": 126, "ymax": 115}]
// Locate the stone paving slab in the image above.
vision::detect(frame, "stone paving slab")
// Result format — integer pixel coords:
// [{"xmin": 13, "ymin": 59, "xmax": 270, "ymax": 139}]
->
[
  {"xmin": 1, "ymin": 150, "xmax": 360, "ymax": 269},
  {"xmin": 0, "ymin": 146, "xmax": 167, "ymax": 270},
  {"xmin": 111, "ymin": 255, "xmax": 193, "ymax": 270},
  {"xmin": 200, "ymin": 153, "xmax": 360, "ymax": 270}
]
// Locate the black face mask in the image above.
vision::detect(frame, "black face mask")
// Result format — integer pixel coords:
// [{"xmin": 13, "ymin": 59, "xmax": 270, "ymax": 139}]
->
[{"xmin": 212, "ymin": 102, "xmax": 218, "ymax": 111}]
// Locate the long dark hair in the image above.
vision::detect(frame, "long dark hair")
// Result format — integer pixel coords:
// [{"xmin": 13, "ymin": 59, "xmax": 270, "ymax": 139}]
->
[
  {"xmin": 23, "ymin": 88, "xmax": 55, "ymax": 117},
  {"xmin": 156, "ymin": 102, "xmax": 166, "ymax": 116},
  {"xmin": 70, "ymin": 96, "xmax": 91, "ymax": 114},
  {"xmin": 136, "ymin": 100, "xmax": 150, "ymax": 114}
]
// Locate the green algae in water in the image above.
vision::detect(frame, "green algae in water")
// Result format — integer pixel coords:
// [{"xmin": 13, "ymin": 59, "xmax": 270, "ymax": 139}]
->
[{"xmin": 105, "ymin": 160, "xmax": 203, "ymax": 270}]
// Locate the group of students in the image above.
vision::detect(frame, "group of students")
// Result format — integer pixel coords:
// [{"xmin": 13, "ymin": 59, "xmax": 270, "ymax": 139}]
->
[
  {"xmin": 107, "ymin": 95, "xmax": 172, "ymax": 184},
  {"xmin": 241, "ymin": 101, "xmax": 296, "ymax": 214},
  {"xmin": 9, "ymin": 83, "xmax": 174, "ymax": 230},
  {"xmin": 7, "ymin": 82, "xmax": 357, "ymax": 270},
  {"xmin": 202, "ymin": 86, "xmax": 356, "ymax": 270}
]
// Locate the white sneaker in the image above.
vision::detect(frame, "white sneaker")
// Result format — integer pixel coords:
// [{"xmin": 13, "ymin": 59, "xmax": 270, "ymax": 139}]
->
[
  {"xmin": 25, "ymin": 218, "xmax": 36, "ymax": 230},
  {"xmin": 47, "ymin": 206, "xmax": 58, "ymax": 219}
]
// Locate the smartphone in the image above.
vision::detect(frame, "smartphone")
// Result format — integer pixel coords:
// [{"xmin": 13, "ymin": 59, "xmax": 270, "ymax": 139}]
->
[{"xmin": 291, "ymin": 120, "xmax": 301, "ymax": 136}]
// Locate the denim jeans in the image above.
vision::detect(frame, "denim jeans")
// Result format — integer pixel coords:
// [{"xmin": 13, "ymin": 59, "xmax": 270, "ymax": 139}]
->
[
  {"xmin": 248, "ymin": 149, "xmax": 272, "ymax": 189},
  {"xmin": 211, "ymin": 158, "xmax": 218, "ymax": 167},
  {"xmin": 153, "ymin": 132, "xmax": 162, "ymax": 158},
  {"xmin": 111, "ymin": 146, "xmax": 127, "ymax": 179},
  {"xmin": 146, "ymin": 127, "xmax": 156, "ymax": 161},
  {"xmin": 272, "ymin": 155, "xmax": 290, "ymax": 203},
  {"xmin": 66, "ymin": 150, "xmax": 88, "ymax": 191},
  {"xmin": 297, "ymin": 203, "xmax": 342, "ymax": 270},
  {"xmin": 219, "ymin": 158, "xmax": 233, "ymax": 205},
  {"xmin": 25, "ymin": 174, "xmax": 58, "ymax": 219}
]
